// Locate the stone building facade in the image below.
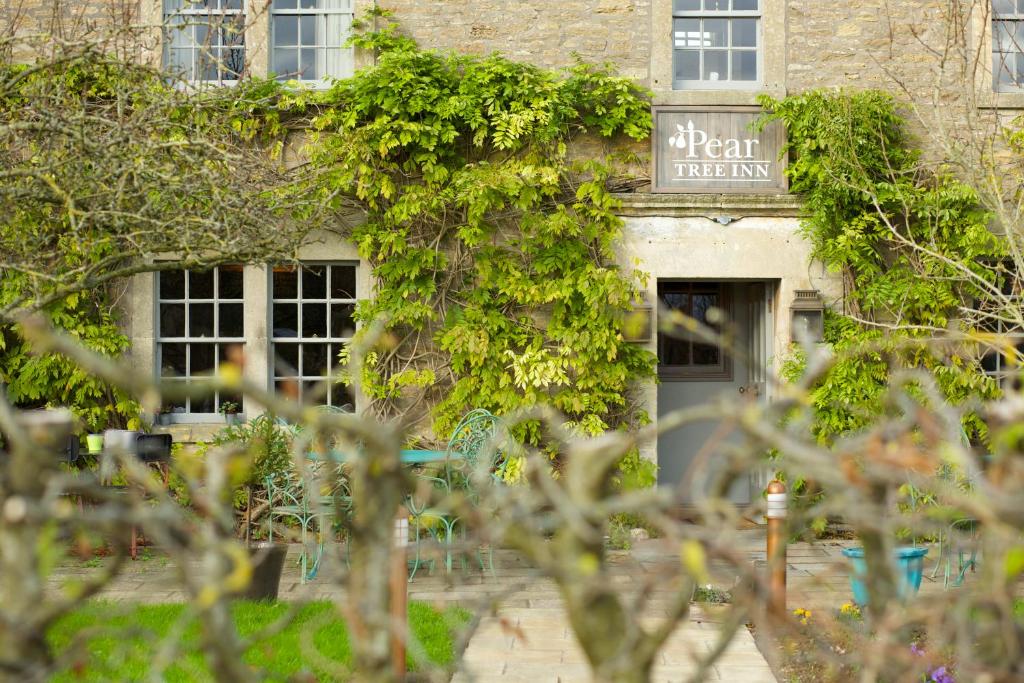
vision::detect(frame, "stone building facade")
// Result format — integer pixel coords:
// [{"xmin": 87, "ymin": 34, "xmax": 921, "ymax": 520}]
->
[{"xmin": 8, "ymin": 0, "xmax": 1018, "ymax": 498}]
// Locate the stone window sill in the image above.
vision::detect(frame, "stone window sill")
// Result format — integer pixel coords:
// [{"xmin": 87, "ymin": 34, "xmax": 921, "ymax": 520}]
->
[{"xmin": 649, "ymin": 86, "xmax": 786, "ymax": 107}]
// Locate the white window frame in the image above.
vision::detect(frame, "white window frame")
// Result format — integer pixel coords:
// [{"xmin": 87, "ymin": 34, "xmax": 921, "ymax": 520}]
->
[
  {"xmin": 163, "ymin": 0, "xmax": 246, "ymax": 86},
  {"xmin": 270, "ymin": 0, "xmax": 354, "ymax": 88},
  {"xmin": 270, "ymin": 262, "xmax": 357, "ymax": 409},
  {"xmin": 993, "ymin": 0, "xmax": 1024, "ymax": 92},
  {"xmin": 672, "ymin": 0, "xmax": 762, "ymax": 91},
  {"xmin": 156, "ymin": 265, "xmax": 246, "ymax": 422}
]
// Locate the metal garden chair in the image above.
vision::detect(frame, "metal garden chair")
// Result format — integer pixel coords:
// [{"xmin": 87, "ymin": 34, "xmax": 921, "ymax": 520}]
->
[{"xmin": 407, "ymin": 409, "xmax": 503, "ymax": 577}]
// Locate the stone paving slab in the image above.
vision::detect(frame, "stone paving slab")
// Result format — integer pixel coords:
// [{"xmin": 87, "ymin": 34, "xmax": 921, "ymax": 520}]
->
[{"xmin": 454, "ymin": 600, "xmax": 774, "ymax": 682}]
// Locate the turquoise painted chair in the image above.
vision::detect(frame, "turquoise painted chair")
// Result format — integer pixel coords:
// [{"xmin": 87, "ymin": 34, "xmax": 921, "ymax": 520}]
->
[
  {"xmin": 265, "ymin": 405, "xmax": 354, "ymax": 582},
  {"xmin": 407, "ymin": 409, "xmax": 503, "ymax": 578}
]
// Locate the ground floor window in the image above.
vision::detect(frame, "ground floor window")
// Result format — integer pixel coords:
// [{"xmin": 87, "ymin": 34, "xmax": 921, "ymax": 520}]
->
[
  {"xmin": 270, "ymin": 263, "xmax": 357, "ymax": 409},
  {"xmin": 157, "ymin": 265, "xmax": 245, "ymax": 417}
]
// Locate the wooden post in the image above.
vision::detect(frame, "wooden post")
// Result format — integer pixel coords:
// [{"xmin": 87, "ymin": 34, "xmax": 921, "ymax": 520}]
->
[
  {"xmin": 765, "ymin": 480, "xmax": 787, "ymax": 616},
  {"xmin": 390, "ymin": 507, "xmax": 408, "ymax": 681}
]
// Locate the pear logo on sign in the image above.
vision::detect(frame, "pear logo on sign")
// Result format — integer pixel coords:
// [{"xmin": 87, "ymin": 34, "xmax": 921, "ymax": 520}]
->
[{"xmin": 667, "ymin": 119, "xmax": 771, "ymax": 182}]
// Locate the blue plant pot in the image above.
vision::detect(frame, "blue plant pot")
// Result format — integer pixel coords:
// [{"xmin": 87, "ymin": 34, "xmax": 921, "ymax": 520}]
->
[{"xmin": 841, "ymin": 546, "xmax": 928, "ymax": 606}]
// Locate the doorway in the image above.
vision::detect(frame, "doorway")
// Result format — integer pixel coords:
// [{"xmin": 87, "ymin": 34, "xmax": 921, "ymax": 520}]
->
[{"xmin": 655, "ymin": 280, "xmax": 774, "ymax": 505}]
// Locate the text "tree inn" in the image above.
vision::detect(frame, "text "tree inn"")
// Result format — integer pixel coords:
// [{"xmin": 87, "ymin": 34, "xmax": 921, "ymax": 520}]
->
[{"xmin": 668, "ymin": 120, "xmax": 771, "ymax": 181}]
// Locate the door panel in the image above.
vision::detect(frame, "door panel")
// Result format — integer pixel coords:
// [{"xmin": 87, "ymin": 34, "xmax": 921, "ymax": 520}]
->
[{"xmin": 656, "ymin": 281, "xmax": 773, "ymax": 505}]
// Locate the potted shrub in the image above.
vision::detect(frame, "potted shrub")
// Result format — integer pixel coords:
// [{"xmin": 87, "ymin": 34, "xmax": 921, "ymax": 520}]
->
[
  {"xmin": 198, "ymin": 415, "xmax": 294, "ymax": 600},
  {"xmin": 155, "ymin": 404, "xmax": 175, "ymax": 426},
  {"xmin": 219, "ymin": 401, "xmax": 242, "ymax": 425}
]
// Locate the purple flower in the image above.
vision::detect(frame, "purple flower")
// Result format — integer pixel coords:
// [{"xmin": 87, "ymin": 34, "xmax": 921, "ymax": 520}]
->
[
  {"xmin": 929, "ymin": 666, "xmax": 954, "ymax": 683},
  {"xmin": 910, "ymin": 643, "xmax": 925, "ymax": 657}
]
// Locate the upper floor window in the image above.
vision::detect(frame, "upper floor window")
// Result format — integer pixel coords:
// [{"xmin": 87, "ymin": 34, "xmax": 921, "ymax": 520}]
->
[
  {"xmin": 164, "ymin": 0, "xmax": 245, "ymax": 84},
  {"xmin": 271, "ymin": 0, "xmax": 354, "ymax": 85},
  {"xmin": 994, "ymin": 0, "xmax": 1024, "ymax": 91},
  {"xmin": 672, "ymin": 0, "xmax": 760, "ymax": 90}
]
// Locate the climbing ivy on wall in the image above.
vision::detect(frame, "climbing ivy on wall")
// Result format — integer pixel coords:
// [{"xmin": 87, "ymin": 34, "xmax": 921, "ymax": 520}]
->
[
  {"xmin": 290, "ymin": 14, "xmax": 657, "ymax": 465},
  {"xmin": 757, "ymin": 90, "xmax": 1002, "ymax": 446}
]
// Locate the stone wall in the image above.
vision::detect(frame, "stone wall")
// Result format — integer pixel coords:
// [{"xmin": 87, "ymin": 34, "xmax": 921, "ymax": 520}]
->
[
  {"xmin": 2, "ymin": 0, "xmax": 135, "ymax": 42},
  {"xmin": 378, "ymin": 0, "xmax": 651, "ymax": 81}
]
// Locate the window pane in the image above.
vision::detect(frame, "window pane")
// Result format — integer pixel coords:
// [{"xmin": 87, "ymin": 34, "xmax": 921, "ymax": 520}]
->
[
  {"xmin": 331, "ymin": 266, "xmax": 356, "ymax": 298},
  {"xmin": 167, "ymin": 48, "xmax": 194, "ymax": 78},
  {"xmin": 273, "ymin": 303, "xmax": 298, "ymax": 337},
  {"xmin": 300, "ymin": 14, "xmax": 315, "ymax": 44},
  {"xmin": 330, "ymin": 383, "xmax": 354, "ymax": 410},
  {"xmin": 160, "ymin": 270, "xmax": 185, "ymax": 299},
  {"xmin": 692, "ymin": 293, "xmax": 720, "ymax": 324},
  {"xmin": 223, "ymin": 0, "xmax": 242, "ymax": 9},
  {"xmin": 275, "ymin": 343, "xmax": 299, "ymax": 375},
  {"xmin": 160, "ymin": 303, "xmax": 186, "ymax": 337},
  {"xmin": 659, "ymin": 336, "xmax": 690, "ymax": 366},
  {"xmin": 1019, "ymin": 0, "xmax": 1024, "ymax": 14},
  {"xmin": 1017, "ymin": 51, "xmax": 1024, "ymax": 85},
  {"xmin": 191, "ymin": 343, "xmax": 216, "ymax": 375},
  {"xmin": 189, "ymin": 303, "xmax": 215, "ymax": 337},
  {"xmin": 704, "ymin": 0, "xmax": 728, "ymax": 9},
  {"xmin": 673, "ymin": 18, "xmax": 701, "ymax": 48},
  {"xmin": 674, "ymin": 49, "xmax": 700, "ymax": 80},
  {"xmin": 161, "ymin": 343, "xmax": 188, "ymax": 376},
  {"xmin": 732, "ymin": 50, "xmax": 757, "ymax": 81},
  {"xmin": 274, "ymin": 15, "xmax": 298, "ymax": 45},
  {"xmin": 274, "ymin": 0, "xmax": 297, "ymax": 8},
  {"xmin": 302, "ymin": 303, "xmax": 327, "ymax": 337},
  {"xmin": 190, "ymin": 269, "xmax": 214, "ymax": 298},
  {"xmin": 300, "ymin": 0, "xmax": 317, "ymax": 7},
  {"xmin": 662, "ymin": 291, "xmax": 689, "ymax": 312},
  {"xmin": 995, "ymin": 21, "xmax": 1018, "ymax": 51},
  {"xmin": 275, "ymin": 378, "xmax": 300, "ymax": 400},
  {"xmin": 302, "ymin": 265, "xmax": 327, "ymax": 298},
  {"xmin": 733, "ymin": 0, "xmax": 758, "ymax": 9},
  {"xmin": 219, "ymin": 303, "xmax": 244, "ymax": 337},
  {"xmin": 302, "ymin": 343, "xmax": 328, "ymax": 377},
  {"xmin": 703, "ymin": 50, "xmax": 728, "ymax": 81},
  {"xmin": 732, "ymin": 18, "xmax": 757, "ymax": 47},
  {"xmin": 273, "ymin": 267, "xmax": 298, "ymax": 298},
  {"xmin": 199, "ymin": 50, "xmax": 219, "ymax": 81},
  {"xmin": 273, "ymin": 48, "xmax": 299, "ymax": 77},
  {"xmin": 193, "ymin": 392, "xmax": 216, "ymax": 414},
  {"xmin": 673, "ymin": 0, "xmax": 700, "ymax": 9},
  {"xmin": 224, "ymin": 48, "xmax": 244, "ymax": 79},
  {"xmin": 331, "ymin": 303, "xmax": 355, "ymax": 338},
  {"xmin": 219, "ymin": 266, "xmax": 244, "ymax": 299},
  {"xmin": 300, "ymin": 48, "xmax": 317, "ymax": 79},
  {"xmin": 302, "ymin": 380, "xmax": 322, "ymax": 403},
  {"xmin": 692, "ymin": 343, "xmax": 721, "ymax": 365},
  {"xmin": 195, "ymin": 23, "xmax": 210, "ymax": 48},
  {"xmin": 703, "ymin": 18, "xmax": 727, "ymax": 47},
  {"xmin": 996, "ymin": 52, "xmax": 1016, "ymax": 88},
  {"xmin": 994, "ymin": 0, "xmax": 1015, "ymax": 15},
  {"xmin": 163, "ymin": 379, "xmax": 187, "ymax": 411}
]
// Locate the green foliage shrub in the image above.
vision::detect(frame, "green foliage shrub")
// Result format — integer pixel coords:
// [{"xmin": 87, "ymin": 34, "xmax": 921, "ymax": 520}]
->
[
  {"xmin": 286, "ymin": 13, "xmax": 657, "ymax": 474},
  {"xmin": 759, "ymin": 90, "xmax": 1002, "ymax": 505}
]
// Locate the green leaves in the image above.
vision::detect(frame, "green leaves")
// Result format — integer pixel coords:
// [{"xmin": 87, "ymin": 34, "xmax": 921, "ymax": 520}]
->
[
  {"xmin": 309, "ymin": 16, "xmax": 655, "ymax": 468},
  {"xmin": 768, "ymin": 90, "xmax": 1003, "ymax": 448}
]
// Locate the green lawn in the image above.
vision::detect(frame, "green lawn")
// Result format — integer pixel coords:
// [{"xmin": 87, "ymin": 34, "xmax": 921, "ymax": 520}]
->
[{"xmin": 48, "ymin": 600, "xmax": 469, "ymax": 681}]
